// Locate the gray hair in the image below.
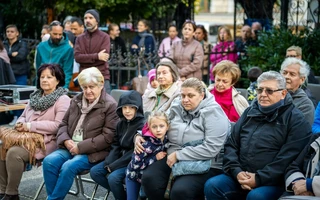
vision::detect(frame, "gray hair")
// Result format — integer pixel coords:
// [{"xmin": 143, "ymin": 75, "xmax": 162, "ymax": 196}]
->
[
  {"xmin": 78, "ymin": 67, "xmax": 104, "ymax": 87},
  {"xmin": 257, "ymin": 71, "xmax": 286, "ymax": 89},
  {"xmin": 280, "ymin": 57, "xmax": 310, "ymax": 83}
]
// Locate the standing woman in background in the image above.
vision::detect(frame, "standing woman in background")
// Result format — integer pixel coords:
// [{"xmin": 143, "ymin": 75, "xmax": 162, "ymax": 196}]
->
[
  {"xmin": 131, "ymin": 19, "xmax": 157, "ymax": 56},
  {"xmin": 169, "ymin": 20, "xmax": 204, "ymax": 81},
  {"xmin": 108, "ymin": 23, "xmax": 127, "ymax": 57},
  {"xmin": 210, "ymin": 25, "xmax": 237, "ymax": 82},
  {"xmin": 3, "ymin": 24, "xmax": 30, "ymax": 125},
  {"xmin": 195, "ymin": 25, "xmax": 212, "ymax": 83}
]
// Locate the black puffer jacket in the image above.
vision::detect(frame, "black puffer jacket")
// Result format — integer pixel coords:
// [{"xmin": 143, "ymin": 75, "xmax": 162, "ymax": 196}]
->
[
  {"xmin": 223, "ymin": 94, "xmax": 312, "ymax": 187},
  {"xmin": 3, "ymin": 39, "xmax": 30, "ymax": 76},
  {"xmin": 104, "ymin": 90, "xmax": 145, "ymax": 172}
]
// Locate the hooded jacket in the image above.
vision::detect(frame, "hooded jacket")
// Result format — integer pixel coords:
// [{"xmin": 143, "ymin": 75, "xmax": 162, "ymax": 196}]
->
[
  {"xmin": 36, "ymin": 32, "xmax": 74, "ymax": 88},
  {"xmin": 3, "ymin": 38, "xmax": 30, "ymax": 76},
  {"xmin": 104, "ymin": 90, "xmax": 145, "ymax": 171},
  {"xmin": 167, "ymin": 90, "xmax": 230, "ymax": 169},
  {"xmin": 223, "ymin": 94, "xmax": 312, "ymax": 187}
]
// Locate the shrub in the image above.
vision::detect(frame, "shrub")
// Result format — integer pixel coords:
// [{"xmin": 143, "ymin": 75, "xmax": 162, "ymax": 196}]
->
[{"xmin": 238, "ymin": 27, "xmax": 320, "ymax": 80}]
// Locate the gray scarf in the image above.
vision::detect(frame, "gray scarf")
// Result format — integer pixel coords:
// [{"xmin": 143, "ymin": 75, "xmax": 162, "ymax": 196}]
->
[
  {"xmin": 138, "ymin": 31, "xmax": 157, "ymax": 50},
  {"xmin": 29, "ymin": 87, "xmax": 68, "ymax": 111}
]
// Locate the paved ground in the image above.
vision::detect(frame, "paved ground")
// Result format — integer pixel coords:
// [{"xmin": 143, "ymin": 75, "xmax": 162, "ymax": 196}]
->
[
  {"xmin": 19, "ymin": 166, "xmax": 114, "ymax": 200},
  {"xmin": 0, "ymin": 124, "xmax": 114, "ymax": 200}
]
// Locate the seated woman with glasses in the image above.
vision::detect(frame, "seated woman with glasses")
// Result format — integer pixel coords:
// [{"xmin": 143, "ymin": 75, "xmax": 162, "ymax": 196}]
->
[
  {"xmin": 42, "ymin": 67, "xmax": 119, "ymax": 200},
  {"xmin": 208, "ymin": 60, "xmax": 249, "ymax": 122},
  {"xmin": 168, "ymin": 19, "xmax": 204, "ymax": 81}
]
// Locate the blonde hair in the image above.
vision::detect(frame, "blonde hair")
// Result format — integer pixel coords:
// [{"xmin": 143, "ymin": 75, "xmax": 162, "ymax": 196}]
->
[
  {"xmin": 218, "ymin": 26, "xmax": 233, "ymax": 42},
  {"xmin": 148, "ymin": 111, "xmax": 169, "ymax": 128},
  {"xmin": 181, "ymin": 77, "xmax": 205, "ymax": 94},
  {"xmin": 212, "ymin": 60, "xmax": 241, "ymax": 84},
  {"xmin": 78, "ymin": 67, "xmax": 104, "ymax": 87},
  {"xmin": 286, "ymin": 46, "xmax": 302, "ymax": 57}
]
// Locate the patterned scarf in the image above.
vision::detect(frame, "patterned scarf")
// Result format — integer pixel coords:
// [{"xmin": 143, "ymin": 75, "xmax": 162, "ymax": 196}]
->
[
  {"xmin": 153, "ymin": 84, "xmax": 172, "ymax": 111},
  {"xmin": 29, "ymin": 87, "xmax": 68, "ymax": 111}
]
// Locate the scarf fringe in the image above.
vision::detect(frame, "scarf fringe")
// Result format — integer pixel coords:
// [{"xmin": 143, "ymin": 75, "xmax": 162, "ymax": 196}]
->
[{"xmin": 0, "ymin": 127, "xmax": 45, "ymax": 165}]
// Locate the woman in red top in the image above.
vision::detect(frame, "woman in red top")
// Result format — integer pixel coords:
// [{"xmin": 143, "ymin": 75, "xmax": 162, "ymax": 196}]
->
[{"xmin": 208, "ymin": 60, "xmax": 249, "ymax": 122}]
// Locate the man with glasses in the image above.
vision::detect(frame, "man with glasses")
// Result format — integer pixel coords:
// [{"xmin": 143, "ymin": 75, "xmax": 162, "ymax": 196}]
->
[
  {"xmin": 205, "ymin": 71, "xmax": 312, "ymax": 200},
  {"xmin": 286, "ymin": 46, "xmax": 319, "ymax": 84},
  {"xmin": 280, "ymin": 57, "xmax": 315, "ymax": 125},
  {"xmin": 36, "ymin": 20, "xmax": 74, "ymax": 88}
]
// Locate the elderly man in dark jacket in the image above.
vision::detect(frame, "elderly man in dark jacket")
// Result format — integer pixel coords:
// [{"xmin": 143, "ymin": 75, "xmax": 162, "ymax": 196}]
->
[{"xmin": 204, "ymin": 71, "xmax": 312, "ymax": 200}]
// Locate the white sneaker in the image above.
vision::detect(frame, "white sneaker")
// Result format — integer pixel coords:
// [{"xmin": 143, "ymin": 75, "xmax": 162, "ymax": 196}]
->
[{"xmin": 9, "ymin": 116, "xmax": 18, "ymax": 126}]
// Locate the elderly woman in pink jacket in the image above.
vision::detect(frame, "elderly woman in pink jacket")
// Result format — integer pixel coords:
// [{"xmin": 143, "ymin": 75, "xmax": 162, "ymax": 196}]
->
[
  {"xmin": 0, "ymin": 64, "xmax": 70, "ymax": 200},
  {"xmin": 169, "ymin": 20, "xmax": 204, "ymax": 81},
  {"xmin": 210, "ymin": 26, "xmax": 238, "ymax": 81}
]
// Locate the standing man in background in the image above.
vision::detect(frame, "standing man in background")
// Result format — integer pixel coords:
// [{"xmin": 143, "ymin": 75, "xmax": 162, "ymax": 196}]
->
[
  {"xmin": 36, "ymin": 21, "xmax": 74, "ymax": 88},
  {"xmin": 74, "ymin": 9, "xmax": 111, "ymax": 93},
  {"xmin": 3, "ymin": 24, "xmax": 30, "ymax": 125}
]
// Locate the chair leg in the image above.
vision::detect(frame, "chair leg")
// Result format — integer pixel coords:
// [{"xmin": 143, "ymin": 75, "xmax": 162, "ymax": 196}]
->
[
  {"xmin": 78, "ymin": 175, "xmax": 91, "ymax": 199},
  {"xmin": 33, "ymin": 180, "xmax": 45, "ymax": 200},
  {"xmin": 68, "ymin": 175, "xmax": 80, "ymax": 196},
  {"xmin": 90, "ymin": 184, "xmax": 99, "ymax": 200}
]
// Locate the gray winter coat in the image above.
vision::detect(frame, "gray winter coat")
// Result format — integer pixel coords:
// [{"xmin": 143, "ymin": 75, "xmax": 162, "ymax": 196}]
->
[
  {"xmin": 290, "ymin": 88, "xmax": 315, "ymax": 126},
  {"xmin": 167, "ymin": 90, "xmax": 230, "ymax": 169}
]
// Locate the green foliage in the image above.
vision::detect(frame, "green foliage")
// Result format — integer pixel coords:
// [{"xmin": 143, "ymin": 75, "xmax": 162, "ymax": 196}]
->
[{"xmin": 239, "ymin": 27, "xmax": 320, "ymax": 76}]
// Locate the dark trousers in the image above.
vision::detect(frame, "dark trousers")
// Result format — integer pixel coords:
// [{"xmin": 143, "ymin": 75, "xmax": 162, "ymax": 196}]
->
[{"xmin": 141, "ymin": 157, "xmax": 222, "ymax": 200}]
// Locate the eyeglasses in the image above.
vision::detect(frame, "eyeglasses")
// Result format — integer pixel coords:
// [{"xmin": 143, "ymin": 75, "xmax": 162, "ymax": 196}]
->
[
  {"xmin": 197, "ymin": 24, "xmax": 204, "ymax": 28},
  {"xmin": 255, "ymin": 88, "xmax": 284, "ymax": 95},
  {"xmin": 185, "ymin": 19, "xmax": 196, "ymax": 25},
  {"xmin": 50, "ymin": 21, "xmax": 62, "ymax": 27},
  {"xmin": 286, "ymin": 55, "xmax": 298, "ymax": 58}
]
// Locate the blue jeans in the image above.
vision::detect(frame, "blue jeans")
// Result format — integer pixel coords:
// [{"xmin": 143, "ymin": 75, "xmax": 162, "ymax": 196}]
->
[
  {"xmin": 42, "ymin": 149, "xmax": 96, "ymax": 200},
  {"xmin": 126, "ymin": 177, "xmax": 140, "ymax": 200},
  {"xmin": 204, "ymin": 174, "xmax": 284, "ymax": 200},
  {"xmin": 90, "ymin": 162, "xmax": 126, "ymax": 200}
]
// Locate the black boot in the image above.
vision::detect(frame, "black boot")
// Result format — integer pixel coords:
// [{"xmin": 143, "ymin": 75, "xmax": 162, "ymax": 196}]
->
[{"xmin": 1, "ymin": 194, "xmax": 19, "ymax": 200}]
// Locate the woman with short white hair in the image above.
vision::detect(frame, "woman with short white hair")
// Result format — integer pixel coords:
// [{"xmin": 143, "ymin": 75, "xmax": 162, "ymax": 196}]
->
[{"xmin": 42, "ymin": 67, "xmax": 119, "ymax": 200}]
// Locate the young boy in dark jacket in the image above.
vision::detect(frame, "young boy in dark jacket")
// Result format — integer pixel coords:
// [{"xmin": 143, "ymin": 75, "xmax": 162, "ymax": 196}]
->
[{"xmin": 90, "ymin": 90, "xmax": 145, "ymax": 200}]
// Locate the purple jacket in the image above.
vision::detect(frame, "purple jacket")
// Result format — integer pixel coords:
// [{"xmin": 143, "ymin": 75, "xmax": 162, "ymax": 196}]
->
[{"xmin": 17, "ymin": 95, "xmax": 70, "ymax": 160}]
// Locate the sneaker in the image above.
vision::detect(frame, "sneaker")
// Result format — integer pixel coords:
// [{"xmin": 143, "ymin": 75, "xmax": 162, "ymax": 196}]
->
[{"xmin": 8, "ymin": 116, "xmax": 18, "ymax": 126}]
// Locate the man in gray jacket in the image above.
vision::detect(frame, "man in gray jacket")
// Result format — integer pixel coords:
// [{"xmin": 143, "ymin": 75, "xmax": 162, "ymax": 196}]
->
[{"xmin": 280, "ymin": 57, "xmax": 315, "ymax": 126}]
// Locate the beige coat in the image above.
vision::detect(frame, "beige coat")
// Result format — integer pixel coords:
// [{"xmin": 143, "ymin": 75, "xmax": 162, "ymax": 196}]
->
[
  {"xmin": 208, "ymin": 85, "xmax": 249, "ymax": 117},
  {"xmin": 169, "ymin": 39, "xmax": 204, "ymax": 80},
  {"xmin": 143, "ymin": 82, "xmax": 180, "ymax": 114}
]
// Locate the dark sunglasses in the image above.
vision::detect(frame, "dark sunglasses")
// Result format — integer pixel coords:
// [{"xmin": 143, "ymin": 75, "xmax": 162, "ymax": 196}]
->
[
  {"xmin": 286, "ymin": 55, "xmax": 298, "ymax": 58},
  {"xmin": 255, "ymin": 88, "xmax": 284, "ymax": 95}
]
